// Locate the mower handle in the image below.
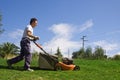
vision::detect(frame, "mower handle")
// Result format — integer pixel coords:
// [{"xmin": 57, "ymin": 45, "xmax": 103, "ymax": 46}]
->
[
  {"xmin": 33, "ymin": 41, "xmax": 58, "ymax": 60},
  {"xmin": 33, "ymin": 41, "xmax": 47, "ymax": 54}
]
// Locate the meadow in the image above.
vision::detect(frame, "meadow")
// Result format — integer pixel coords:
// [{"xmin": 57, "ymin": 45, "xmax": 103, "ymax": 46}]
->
[{"xmin": 0, "ymin": 57, "xmax": 120, "ymax": 80}]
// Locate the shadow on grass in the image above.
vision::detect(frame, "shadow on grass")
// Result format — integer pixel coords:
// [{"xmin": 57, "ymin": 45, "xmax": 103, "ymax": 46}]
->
[
  {"xmin": 31, "ymin": 66, "xmax": 56, "ymax": 71},
  {"xmin": 0, "ymin": 65, "xmax": 8, "ymax": 69},
  {"xmin": 0, "ymin": 65, "xmax": 54, "ymax": 71},
  {"xmin": 0, "ymin": 65, "xmax": 24, "ymax": 71}
]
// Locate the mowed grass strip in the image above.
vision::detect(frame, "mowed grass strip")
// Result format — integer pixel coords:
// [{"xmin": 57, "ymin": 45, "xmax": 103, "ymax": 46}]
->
[{"xmin": 0, "ymin": 58, "xmax": 120, "ymax": 80}]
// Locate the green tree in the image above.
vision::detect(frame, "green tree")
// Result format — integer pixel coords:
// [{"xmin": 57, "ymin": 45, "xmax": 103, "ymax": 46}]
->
[
  {"xmin": 72, "ymin": 46, "xmax": 107, "ymax": 60},
  {"xmin": 113, "ymin": 54, "xmax": 120, "ymax": 60},
  {"xmin": 84, "ymin": 46, "xmax": 92, "ymax": 59},
  {"xmin": 72, "ymin": 48, "xmax": 85, "ymax": 59},
  {"xmin": 78, "ymin": 48, "xmax": 85, "ymax": 58},
  {"xmin": 55, "ymin": 47, "xmax": 63, "ymax": 58},
  {"xmin": 72, "ymin": 51, "xmax": 78, "ymax": 59},
  {"xmin": 0, "ymin": 42, "xmax": 20, "ymax": 59},
  {"xmin": 55, "ymin": 47, "xmax": 63, "ymax": 61},
  {"xmin": 93, "ymin": 46, "xmax": 106, "ymax": 59}
]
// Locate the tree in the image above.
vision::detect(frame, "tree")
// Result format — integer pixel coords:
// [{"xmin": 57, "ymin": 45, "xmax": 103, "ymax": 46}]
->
[
  {"xmin": 93, "ymin": 46, "xmax": 106, "ymax": 59},
  {"xmin": 113, "ymin": 54, "xmax": 120, "ymax": 60},
  {"xmin": 72, "ymin": 48, "xmax": 85, "ymax": 59},
  {"xmin": 54, "ymin": 47, "xmax": 63, "ymax": 61},
  {"xmin": 72, "ymin": 46, "xmax": 107, "ymax": 60},
  {"xmin": 0, "ymin": 14, "xmax": 4, "ymax": 35},
  {"xmin": 55, "ymin": 47, "xmax": 63, "ymax": 58},
  {"xmin": 78, "ymin": 48, "xmax": 85, "ymax": 58},
  {"xmin": 72, "ymin": 51, "xmax": 78, "ymax": 59},
  {"xmin": 84, "ymin": 47, "xmax": 92, "ymax": 59},
  {"xmin": 0, "ymin": 42, "xmax": 20, "ymax": 59}
]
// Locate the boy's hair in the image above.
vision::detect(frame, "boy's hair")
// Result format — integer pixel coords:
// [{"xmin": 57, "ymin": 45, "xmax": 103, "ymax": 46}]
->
[{"xmin": 30, "ymin": 18, "xmax": 37, "ymax": 24}]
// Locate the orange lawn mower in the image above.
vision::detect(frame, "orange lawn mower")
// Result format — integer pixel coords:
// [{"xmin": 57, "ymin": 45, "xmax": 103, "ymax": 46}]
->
[{"xmin": 33, "ymin": 41, "xmax": 80, "ymax": 71}]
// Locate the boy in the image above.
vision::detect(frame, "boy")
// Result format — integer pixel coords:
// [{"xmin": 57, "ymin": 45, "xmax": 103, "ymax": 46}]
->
[{"xmin": 7, "ymin": 18, "xmax": 40, "ymax": 71}]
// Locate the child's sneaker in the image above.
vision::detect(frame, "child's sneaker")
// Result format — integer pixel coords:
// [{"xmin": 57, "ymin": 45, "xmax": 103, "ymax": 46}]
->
[{"xmin": 26, "ymin": 68, "xmax": 34, "ymax": 72}]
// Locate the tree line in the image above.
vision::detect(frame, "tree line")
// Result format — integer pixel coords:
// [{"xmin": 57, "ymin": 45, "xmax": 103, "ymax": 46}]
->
[
  {"xmin": 0, "ymin": 42, "xmax": 120, "ymax": 60},
  {"xmin": 72, "ymin": 46, "xmax": 107, "ymax": 59}
]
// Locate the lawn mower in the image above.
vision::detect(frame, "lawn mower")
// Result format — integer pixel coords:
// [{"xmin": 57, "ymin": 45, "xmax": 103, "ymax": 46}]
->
[{"xmin": 33, "ymin": 41, "xmax": 80, "ymax": 71}]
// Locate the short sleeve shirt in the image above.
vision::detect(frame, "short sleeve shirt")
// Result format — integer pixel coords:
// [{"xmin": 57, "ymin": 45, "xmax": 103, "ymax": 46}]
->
[{"xmin": 22, "ymin": 25, "xmax": 33, "ymax": 39}]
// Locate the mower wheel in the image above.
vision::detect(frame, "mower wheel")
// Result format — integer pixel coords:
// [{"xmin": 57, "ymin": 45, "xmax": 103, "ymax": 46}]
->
[{"xmin": 74, "ymin": 66, "xmax": 80, "ymax": 71}]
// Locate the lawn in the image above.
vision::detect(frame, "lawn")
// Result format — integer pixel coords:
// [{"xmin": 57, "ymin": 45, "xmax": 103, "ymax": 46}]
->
[{"xmin": 0, "ymin": 57, "xmax": 120, "ymax": 80}]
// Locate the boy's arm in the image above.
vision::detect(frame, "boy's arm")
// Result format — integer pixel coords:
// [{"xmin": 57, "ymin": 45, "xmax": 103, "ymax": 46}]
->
[{"xmin": 27, "ymin": 30, "xmax": 39, "ymax": 40}]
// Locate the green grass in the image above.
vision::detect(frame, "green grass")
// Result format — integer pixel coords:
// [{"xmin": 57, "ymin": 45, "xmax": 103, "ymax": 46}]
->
[{"xmin": 0, "ymin": 57, "xmax": 120, "ymax": 80}]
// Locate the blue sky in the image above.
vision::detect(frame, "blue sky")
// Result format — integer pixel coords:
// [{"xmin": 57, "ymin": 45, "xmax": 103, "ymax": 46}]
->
[{"xmin": 0, "ymin": 0, "xmax": 120, "ymax": 57}]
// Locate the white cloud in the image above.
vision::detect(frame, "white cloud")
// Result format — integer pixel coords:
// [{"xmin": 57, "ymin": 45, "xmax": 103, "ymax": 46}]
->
[
  {"xmin": 93, "ymin": 40, "xmax": 118, "ymax": 51},
  {"xmin": 116, "ymin": 52, "xmax": 120, "ymax": 55},
  {"xmin": 43, "ymin": 38, "xmax": 81, "ymax": 57},
  {"xmin": 79, "ymin": 19, "xmax": 93, "ymax": 32},
  {"xmin": 49, "ymin": 23, "xmax": 74, "ymax": 39},
  {"xmin": 93, "ymin": 40, "xmax": 118, "ymax": 56},
  {"xmin": 42, "ymin": 20, "xmax": 94, "ymax": 57},
  {"xmin": 8, "ymin": 29, "xmax": 23, "ymax": 39}
]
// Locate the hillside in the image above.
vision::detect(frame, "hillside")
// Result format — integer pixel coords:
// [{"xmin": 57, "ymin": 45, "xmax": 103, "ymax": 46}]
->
[{"xmin": 0, "ymin": 58, "xmax": 120, "ymax": 80}]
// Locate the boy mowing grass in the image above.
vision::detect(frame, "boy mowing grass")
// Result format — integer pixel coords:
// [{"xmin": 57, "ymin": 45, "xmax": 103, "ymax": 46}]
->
[{"xmin": 7, "ymin": 18, "xmax": 41, "ymax": 71}]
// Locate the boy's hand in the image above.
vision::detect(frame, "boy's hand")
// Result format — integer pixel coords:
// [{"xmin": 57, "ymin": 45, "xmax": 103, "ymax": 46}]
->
[
  {"xmin": 35, "ymin": 36, "xmax": 39, "ymax": 40},
  {"xmin": 34, "ymin": 36, "xmax": 39, "ymax": 41}
]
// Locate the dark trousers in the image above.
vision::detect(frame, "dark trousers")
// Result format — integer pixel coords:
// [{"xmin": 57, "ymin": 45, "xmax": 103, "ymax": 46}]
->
[{"xmin": 8, "ymin": 37, "xmax": 32, "ymax": 69}]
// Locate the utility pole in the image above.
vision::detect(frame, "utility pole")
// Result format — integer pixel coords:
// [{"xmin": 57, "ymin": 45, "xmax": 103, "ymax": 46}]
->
[
  {"xmin": 68, "ymin": 48, "xmax": 70, "ymax": 58},
  {"xmin": 51, "ymin": 48, "xmax": 52, "ymax": 54},
  {"xmin": 81, "ymin": 36, "xmax": 88, "ymax": 50}
]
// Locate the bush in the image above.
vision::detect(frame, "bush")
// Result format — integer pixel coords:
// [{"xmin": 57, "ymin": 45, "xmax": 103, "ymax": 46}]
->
[{"xmin": 113, "ymin": 54, "xmax": 120, "ymax": 60}]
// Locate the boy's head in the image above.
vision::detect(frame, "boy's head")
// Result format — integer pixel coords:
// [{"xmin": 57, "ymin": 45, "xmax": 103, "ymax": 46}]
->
[{"xmin": 30, "ymin": 18, "xmax": 38, "ymax": 27}]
